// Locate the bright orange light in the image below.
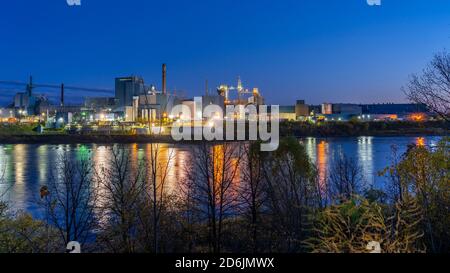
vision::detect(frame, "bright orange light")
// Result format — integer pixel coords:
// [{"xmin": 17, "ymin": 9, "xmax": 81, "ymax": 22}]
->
[
  {"xmin": 416, "ymin": 137, "xmax": 426, "ymax": 147},
  {"xmin": 388, "ymin": 114, "xmax": 398, "ymax": 120},
  {"xmin": 409, "ymin": 113, "xmax": 425, "ymax": 122}
]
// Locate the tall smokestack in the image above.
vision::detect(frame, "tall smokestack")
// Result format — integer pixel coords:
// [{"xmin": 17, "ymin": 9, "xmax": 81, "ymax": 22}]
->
[
  {"xmin": 27, "ymin": 76, "xmax": 33, "ymax": 97},
  {"xmin": 162, "ymin": 63, "xmax": 167, "ymax": 94},
  {"xmin": 60, "ymin": 84, "xmax": 65, "ymax": 107}
]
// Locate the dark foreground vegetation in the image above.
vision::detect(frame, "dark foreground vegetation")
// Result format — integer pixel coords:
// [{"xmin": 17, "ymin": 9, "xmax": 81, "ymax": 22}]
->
[{"xmin": 0, "ymin": 137, "xmax": 448, "ymax": 253}]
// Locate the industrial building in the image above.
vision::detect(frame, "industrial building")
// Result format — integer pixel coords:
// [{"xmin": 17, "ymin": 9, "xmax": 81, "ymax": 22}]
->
[
  {"xmin": 316, "ymin": 103, "xmax": 363, "ymax": 121},
  {"xmin": 0, "ymin": 108, "xmax": 14, "ymax": 122},
  {"xmin": 278, "ymin": 100, "xmax": 312, "ymax": 121},
  {"xmin": 115, "ymin": 76, "xmax": 145, "ymax": 108},
  {"xmin": 139, "ymin": 93, "xmax": 180, "ymax": 121},
  {"xmin": 84, "ymin": 97, "xmax": 115, "ymax": 110},
  {"xmin": 13, "ymin": 92, "xmax": 50, "ymax": 117},
  {"xmin": 1, "ymin": 63, "xmax": 433, "ymax": 132},
  {"xmin": 315, "ymin": 103, "xmax": 429, "ymax": 122},
  {"xmin": 361, "ymin": 103, "xmax": 428, "ymax": 118},
  {"xmin": 277, "ymin": 100, "xmax": 431, "ymax": 122},
  {"xmin": 135, "ymin": 64, "xmax": 181, "ymax": 122},
  {"xmin": 2, "ymin": 65, "xmax": 270, "ymax": 128},
  {"xmin": 295, "ymin": 100, "xmax": 310, "ymax": 119},
  {"xmin": 278, "ymin": 106, "xmax": 296, "ymax": 121}
]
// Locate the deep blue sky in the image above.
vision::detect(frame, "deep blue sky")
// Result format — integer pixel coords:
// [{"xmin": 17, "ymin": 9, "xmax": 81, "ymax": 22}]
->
[{"xmin": 0, "ymin": 0, "xmax": 449, "ymax": 105}]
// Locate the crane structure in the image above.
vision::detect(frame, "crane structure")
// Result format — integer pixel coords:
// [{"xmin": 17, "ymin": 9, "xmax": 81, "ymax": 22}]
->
[{"xmin": 217, "ymin": 76, "xmax": 254, "ymax": 105}]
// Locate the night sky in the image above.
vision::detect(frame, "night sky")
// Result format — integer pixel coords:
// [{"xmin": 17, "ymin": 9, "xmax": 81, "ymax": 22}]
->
[{"xmin": 0, "ymin": 0, "xmax": 449, "ymax": 105}]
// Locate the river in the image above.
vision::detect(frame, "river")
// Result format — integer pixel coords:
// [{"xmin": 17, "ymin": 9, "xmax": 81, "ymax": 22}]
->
[{"xmin": 0, "ymin": 136, "xmax": 442, "ymax": 217}]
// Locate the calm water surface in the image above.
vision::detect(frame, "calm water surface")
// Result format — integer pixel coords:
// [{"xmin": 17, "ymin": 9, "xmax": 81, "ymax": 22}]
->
[{"xmin": 0, "ymin": 136, "xmax": 441, "ymax": 217}]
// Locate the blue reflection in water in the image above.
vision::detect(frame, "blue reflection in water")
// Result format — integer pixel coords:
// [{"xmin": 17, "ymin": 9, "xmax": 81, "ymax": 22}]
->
[{"xmin": 301, "ymin": 136, "xmax": 441, "ymax": 190}]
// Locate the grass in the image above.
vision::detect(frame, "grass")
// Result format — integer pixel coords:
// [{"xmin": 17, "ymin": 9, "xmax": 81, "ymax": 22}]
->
[{"xmin": 0, "ymin": 124, "xmax": 37, "ymax": 135}]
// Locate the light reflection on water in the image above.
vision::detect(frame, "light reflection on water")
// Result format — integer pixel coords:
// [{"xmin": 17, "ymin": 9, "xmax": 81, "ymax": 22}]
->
[
  {"xmin": 358, "ymin": 137, "xmax": 374, "ymax": 186},
  {"xmin": 0, "ymin": 136, "xmax": 441, "ymax": 217}
]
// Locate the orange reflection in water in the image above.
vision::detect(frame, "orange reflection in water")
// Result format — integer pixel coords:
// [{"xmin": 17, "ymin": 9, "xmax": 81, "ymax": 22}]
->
[
  {"xmin": 145, "ymin": 143, "xmax": 179, "ymax": 194},
  {"xmin": 317, "ymin": 140, "xmax": 328, "ymax": 191},
  {"xmin": 416, "ymin": 137, "xmax": 426, "ymax": 147},
  {"xmin": 212, "ymin": 144, "xmax": 241, "ymax": 205},
  {"xmin": 213, "ymin": 145, "xmax": 224, "ymax": 186}
]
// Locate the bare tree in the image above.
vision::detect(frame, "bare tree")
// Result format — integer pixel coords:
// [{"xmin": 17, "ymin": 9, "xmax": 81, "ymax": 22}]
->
[
  {"xmin": 238, "ymin": 142, "xmax": 265, "ymax": 253},
  {"xmin": 0, "ymin": 161, "xmax": 11, "ymax": 208},
  {"xmin": 404, "ymin": 51, "xmax": 450, "ymax": 121},
  {"xmin": 379, "ymin": 145, "xmax": 408, "ymax": 204},
  {"xmin": 329, "ymin": 154, "xmax": 363, "ymax": 202},
  {"xmin": 0, "ymin": 165, "xmax": 9, "ymax": 250},
  {"xmin": 96, "ymin": 146, "xmax": 147, "ymax": 253},
  {"xmin": 41, "ymin": 153, "xmax": 98, "ymax": 247},
  {"xmin": 263, "ymin": 137, "xmax": 316, "ymax": 252},
  {"xmin": 186, "ymin": 142, "xmax": 243, "ymax": 253},
  {"xmin": 176, "ymin": 173, "xmax": 202, "ymax": 253},
  {"xmin": 136, "ymin": 143, "xmax": 174, "ymax": 253}
]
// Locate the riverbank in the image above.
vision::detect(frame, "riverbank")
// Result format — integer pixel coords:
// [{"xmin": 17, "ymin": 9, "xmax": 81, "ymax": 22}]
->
[
  {"xmin": 0, "ymin": 130, "xmax": 447, "ymax": 144},
  {"xmin": 0, "ymin": 134, "xmax": 179, "ymax": 145},
  {"xmin": 0, "ymin": 121, "xmax": 447, "ymax": 144},
  {"xmin": 280, "ymin": 120, "xmax": 449, "ymax": 138}
]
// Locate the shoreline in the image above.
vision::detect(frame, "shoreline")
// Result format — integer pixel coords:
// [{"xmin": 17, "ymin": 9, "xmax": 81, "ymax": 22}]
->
[{"xmin": 0, "ymin": 130, "xmax": 446, "ymax": 145}]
